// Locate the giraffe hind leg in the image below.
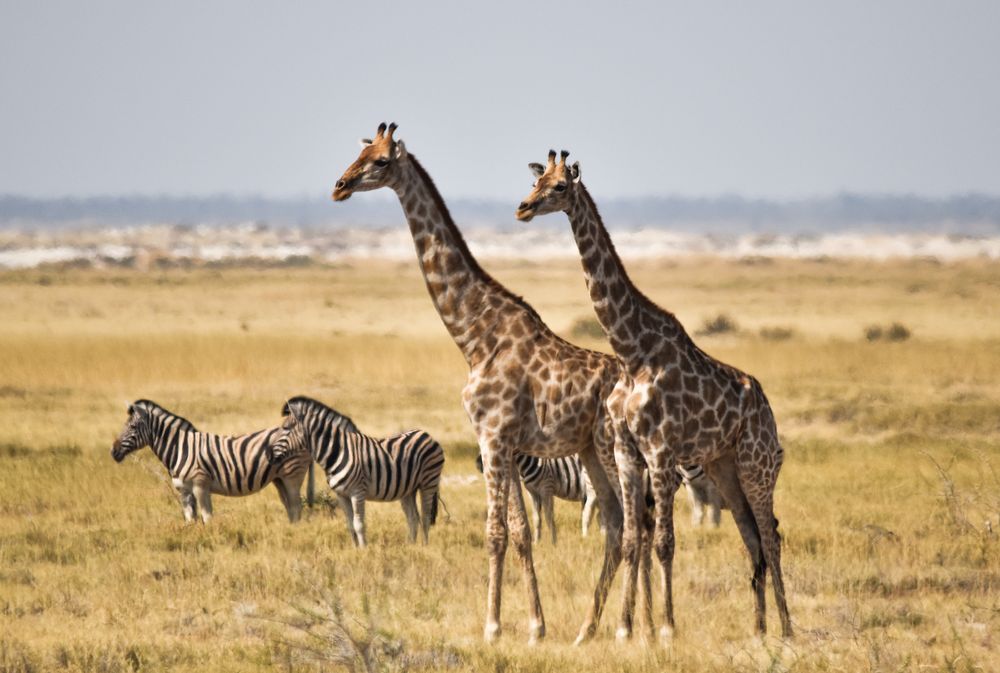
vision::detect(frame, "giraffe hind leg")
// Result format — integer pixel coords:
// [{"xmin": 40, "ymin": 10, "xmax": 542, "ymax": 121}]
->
[{"xmin": 704, "ymin": 455, "xmax": 767, "ymax": 634}]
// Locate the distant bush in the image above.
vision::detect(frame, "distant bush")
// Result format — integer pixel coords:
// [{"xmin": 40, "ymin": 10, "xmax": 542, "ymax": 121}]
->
[
  {"xmin": 570, "ymin": 316, "xmax": 606, "ymax": 340},
  {"xmin": 759, "ymin": 326, "xmax": 795, "ymax": 341},
  {"xmin": 697, "ymin": 314, "xmax": 739, "ymax": 336},
  {"xmin": 865, "ymin": 322, "xmax": 911, "ymax": 342}
]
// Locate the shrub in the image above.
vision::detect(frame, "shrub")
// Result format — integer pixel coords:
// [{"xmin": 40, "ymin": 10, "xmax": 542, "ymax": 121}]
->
[
  {"xmin": 759, "ymin": 326, "xmax": 795, "ymax": 341},
  {"xmin": 865, "ymin": 322, "xmax": 912, "ymax": 342},
  {"xmin": 697, "ymin": 314, "xmax": 738, "ymax": 336}
]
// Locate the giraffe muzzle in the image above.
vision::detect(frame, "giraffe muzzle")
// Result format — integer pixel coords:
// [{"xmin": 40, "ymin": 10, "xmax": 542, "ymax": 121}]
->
[{"xmin": 515, "ymin": 202, "xmax": 536, "ymax": 221}]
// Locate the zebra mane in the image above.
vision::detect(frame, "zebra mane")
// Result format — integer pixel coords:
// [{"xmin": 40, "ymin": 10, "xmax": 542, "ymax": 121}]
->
[
  {"xmin": 131, "ymin": 399, "xmax": 198, "ymax": 431},
  {"xmin": 283, "ymin": 396, "xmax": 360, "ymax": 434}
]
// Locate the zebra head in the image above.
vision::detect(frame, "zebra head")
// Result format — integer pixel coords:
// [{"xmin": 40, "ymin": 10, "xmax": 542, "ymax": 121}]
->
[
  {"xmin": 268, "ymin": 400, "xmax": 308, "ymax": 465},
  {"xmin": 111, "ymin": 402, "xmax": 153, "ymax": 463}
]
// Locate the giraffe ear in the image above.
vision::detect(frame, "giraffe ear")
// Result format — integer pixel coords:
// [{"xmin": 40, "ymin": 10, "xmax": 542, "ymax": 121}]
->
[
  {"xmin": 570, "ymin": 161, "xmax": 582, "ymax": 183},
  {"xmin": 528, "ymin": 163, "xmax": 545, "ymax": 178},
  {"xmin": 394, "ymin": 139, "xmax": 407, "ymax": 160},
  {"xmin": 359, "ymin": 138, "xmax": 374, "ymax": 147}
]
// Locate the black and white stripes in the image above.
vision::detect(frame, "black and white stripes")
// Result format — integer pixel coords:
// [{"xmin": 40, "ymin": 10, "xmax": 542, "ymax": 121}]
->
[
  {"xmin": 111, "ymin": 399, "xmax": 311, "ymax": 523},
  {"xmin": 270, "ymin": 396, "xmax": 445, "ymax": 547}
]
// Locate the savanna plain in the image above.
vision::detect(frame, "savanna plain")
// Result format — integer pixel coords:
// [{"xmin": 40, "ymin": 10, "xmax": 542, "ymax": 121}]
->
[{"xmin": 1, "ymin": 257, "xmax": 998, "ymax": 673}]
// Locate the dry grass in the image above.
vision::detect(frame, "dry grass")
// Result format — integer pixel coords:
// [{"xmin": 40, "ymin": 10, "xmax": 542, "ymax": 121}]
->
[{"xmin": 0, "ymin": 258, "xmax": 999, "ymax": 672}]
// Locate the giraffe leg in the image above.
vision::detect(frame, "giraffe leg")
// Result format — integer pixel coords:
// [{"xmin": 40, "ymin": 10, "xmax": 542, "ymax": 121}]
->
[
  {"xmin": 737, "ymin": 452, "xmax": 792, "ymax": 638},
  {"xmin": 574, "ymin": 445, "xmax": 624, "ymax": 645},
  {"xmin": 705, "ymin": 456, "xmax": 766, "ymax": 634},
  {"xmin": 614, "ymin": 436, "xmax": 646, "ymax": 642},
  {"xmin": 481, "ymin": 441, "xmax": 512, "ymax": 642},
  {"xmin": 638, "ymin": 499, "xmax": 655, "ymax": 641},
  {"xmin": 648, "ymin": 455, "xmax": 680, "ymax": 644},
  {"xmin": 508, "ymin": 471, "xmax": 546, "ymax": 643}
]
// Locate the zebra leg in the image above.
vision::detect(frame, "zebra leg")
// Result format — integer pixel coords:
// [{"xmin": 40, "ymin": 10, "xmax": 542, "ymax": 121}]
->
[
  {"xmin": 528, "ymin": 490, "xmax": 543, "ymax": 543},
  {"xmin": 686, "ymin": 483, "xmax": 705, "ymax": 527},
  {"xmin": 278, "ymin": 473, "xmax": 306, "ymax": 523},
  {"xmin": 350, "ymin": 494, "xmax": 367, "ymax": 548},
  {"xmin": 543, "ymin": 494, "xmax": 557, "ymax": 546},
  {"xmin": 193, "ymin": 483, "xmax": 213, "ymax": 524},
  {"xmin": 401, "ymin": 493, "xmax": 419, "ymax": 543},
  {"xmin": 582, "ymin": 490, "xmax": 598, "ymax": 537},
  {"xmin": 174, "ymin": 479, "xmax": 196, "ymax": 522},
  {"xmin": 418, "ymin": 487, "xmax": 437, "ymax": 544},
  {"xmin": 338, "ymin": 495, "xmax": 359, "ymax": 546}
]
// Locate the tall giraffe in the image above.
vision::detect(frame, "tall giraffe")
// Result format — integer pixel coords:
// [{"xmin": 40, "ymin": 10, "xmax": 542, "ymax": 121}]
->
[
  {"xmin": 332, "ymin": 123, "xmax": 636, "ymax": 643},
  {"xmin": 516, "ymin": 150, "xmax": 793, "ymax": 642}
]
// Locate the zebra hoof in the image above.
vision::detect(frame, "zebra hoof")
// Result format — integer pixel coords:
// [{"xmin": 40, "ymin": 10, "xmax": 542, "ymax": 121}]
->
[
  {"xmin": 658, "ymin": 625, "xmax": 674, "ymax": 645},
  {"xmin": 527, "ymin": 620, "xmax": 545, "ymax": 645},
  {"xmin": 615, "ymin": 626, "xmax": 632, "ymax": 643}
]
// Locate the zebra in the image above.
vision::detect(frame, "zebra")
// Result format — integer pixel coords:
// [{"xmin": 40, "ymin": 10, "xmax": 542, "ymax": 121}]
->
[
  {"xmin": 110, "ymin": 399, "xmax": 312, "ymax": 523},
  {"xmin": 677, "ymin": 464, "xmax": 726, "ymax": 527},
  {"xmin": 475, "ymin": 453, "xmax": 600, "ymax": 544},
  {"xmin": 268, "ymin": 396, "xmax": 445, "ymax": 547}
]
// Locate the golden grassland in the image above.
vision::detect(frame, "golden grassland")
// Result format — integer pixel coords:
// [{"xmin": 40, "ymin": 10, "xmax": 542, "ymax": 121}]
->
[{"xmin": 0, "ymin": 257, "xmax": 999, "ymax": 672}]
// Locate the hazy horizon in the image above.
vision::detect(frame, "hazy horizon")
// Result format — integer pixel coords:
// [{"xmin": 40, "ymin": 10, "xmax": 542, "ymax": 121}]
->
[{"xmin": 2, "ymin": 2, "xmax": 999, "ymax": 201}]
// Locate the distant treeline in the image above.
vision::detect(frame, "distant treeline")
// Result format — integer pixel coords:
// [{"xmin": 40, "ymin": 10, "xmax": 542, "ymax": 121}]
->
[{"xmin": 2, "ymin": 193, "xmax": 999, "ymax": 234}]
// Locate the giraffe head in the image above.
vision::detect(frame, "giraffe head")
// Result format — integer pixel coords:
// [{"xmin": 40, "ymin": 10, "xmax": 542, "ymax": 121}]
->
[
  {"xmin": 515, "ymin": 149, "xmax": 581, "ymax": 221},
  {"xmin": 332, "ymin": 122, "xmax": 408, "ymax": 201}
]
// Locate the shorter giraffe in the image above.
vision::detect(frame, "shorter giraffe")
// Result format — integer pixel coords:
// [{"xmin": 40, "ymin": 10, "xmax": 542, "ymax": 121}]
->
[{"xmin": 516, "ymin": 150, "xmax": 792, "ymax": 642}]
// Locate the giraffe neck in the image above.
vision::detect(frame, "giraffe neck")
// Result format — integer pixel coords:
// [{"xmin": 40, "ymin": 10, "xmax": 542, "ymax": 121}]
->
[
  {"xmin": 565, "ymin": 184, "xmax": 684, "ymax": 367},
  {"xmin": 391, "ymin": 156, "xmax": 530, "ymax": 365}
]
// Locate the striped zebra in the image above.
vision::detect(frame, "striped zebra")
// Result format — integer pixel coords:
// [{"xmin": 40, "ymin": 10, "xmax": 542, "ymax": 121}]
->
[
  {"xmin": 677, "ymin": 464, "xmax": 726, "ymax": 527},
  {"xmin": 110, "ymin": 399, "xmax": 312, "ymax": 523},
  {"xmin": 269, "ymin": 396, "xmax": 445, "ymax": 547},
  {"xmin": 476, "ymin": 453, "xmax": 599, "ymax": 544}
]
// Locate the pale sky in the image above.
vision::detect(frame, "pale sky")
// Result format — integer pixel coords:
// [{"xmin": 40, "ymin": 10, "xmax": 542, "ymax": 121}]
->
[{"xmin": 1, "ymin": 1, "xmax": 998, "ymax": 200}]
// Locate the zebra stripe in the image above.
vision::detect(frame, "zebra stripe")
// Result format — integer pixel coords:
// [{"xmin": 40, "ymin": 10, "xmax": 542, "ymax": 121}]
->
[
  {"xmin": 272, "ymin": 396, "xmax": 445, "ymax": 547},
  {"xmin": 111, "ymin": 399, "xmax": 311, "ymax": 523},
  {"xmin": 475, "ymin": 453, "xmax": 600, "ymax": 543}
]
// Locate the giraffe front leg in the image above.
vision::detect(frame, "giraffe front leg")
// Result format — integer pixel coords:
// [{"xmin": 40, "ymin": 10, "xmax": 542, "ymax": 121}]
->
[
  {"xmin": 481, "ymin": 440, "xmax": 512, "ymax": 643},
  {"xmin": 648, "ymin": 454, "xmax": 681, "ymax": 645}
]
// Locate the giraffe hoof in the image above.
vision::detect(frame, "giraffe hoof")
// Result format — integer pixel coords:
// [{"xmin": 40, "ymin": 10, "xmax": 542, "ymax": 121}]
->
[
  {"xmin": 615, "ymin": 626, "xmax": 632, "ymax": 643},
  {"xmin": 527, "ymin": 623, "xmax": 545, "ymax": 645},
  {"xmin": 484, "ymin": 622, "xmax": 501, "ymax": 643},
  {"xmin": 573, "ymin": 623, "xmax": 596, "ymax": 646}
]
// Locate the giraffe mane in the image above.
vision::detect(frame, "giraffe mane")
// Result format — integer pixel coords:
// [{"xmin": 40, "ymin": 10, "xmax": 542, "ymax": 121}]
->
[{"xmin": 407, "ymin": 154, "xmax": 550, "ymax": 327}]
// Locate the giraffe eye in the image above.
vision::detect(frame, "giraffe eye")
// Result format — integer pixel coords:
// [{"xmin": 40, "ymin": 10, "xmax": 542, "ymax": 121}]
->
[
  {"xmin": 373, "ymin": 158, "xmax": 389, "ymax": 168},
  {"xmin": 554, "ymin": 183, "xmax": 567, "ymax": 192}
]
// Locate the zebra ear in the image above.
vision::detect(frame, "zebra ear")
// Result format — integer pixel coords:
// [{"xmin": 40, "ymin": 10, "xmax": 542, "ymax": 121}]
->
[
  {"xmin": 280, "ymin": 400, "xmax": 291, "ymax": 416},
  {"xmin": 126, "ymin": 402, "xmax": 134, "ymax": 415}
]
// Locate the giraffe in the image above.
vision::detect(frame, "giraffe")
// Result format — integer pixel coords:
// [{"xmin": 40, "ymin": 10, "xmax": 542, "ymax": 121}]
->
[
  {"xmin": 331, "ymin": 123, "xmax": 641, "ymax": 644},
  {"xmin": 515, "ymin": 150, "xmax": 793, "ymax": 643}
]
